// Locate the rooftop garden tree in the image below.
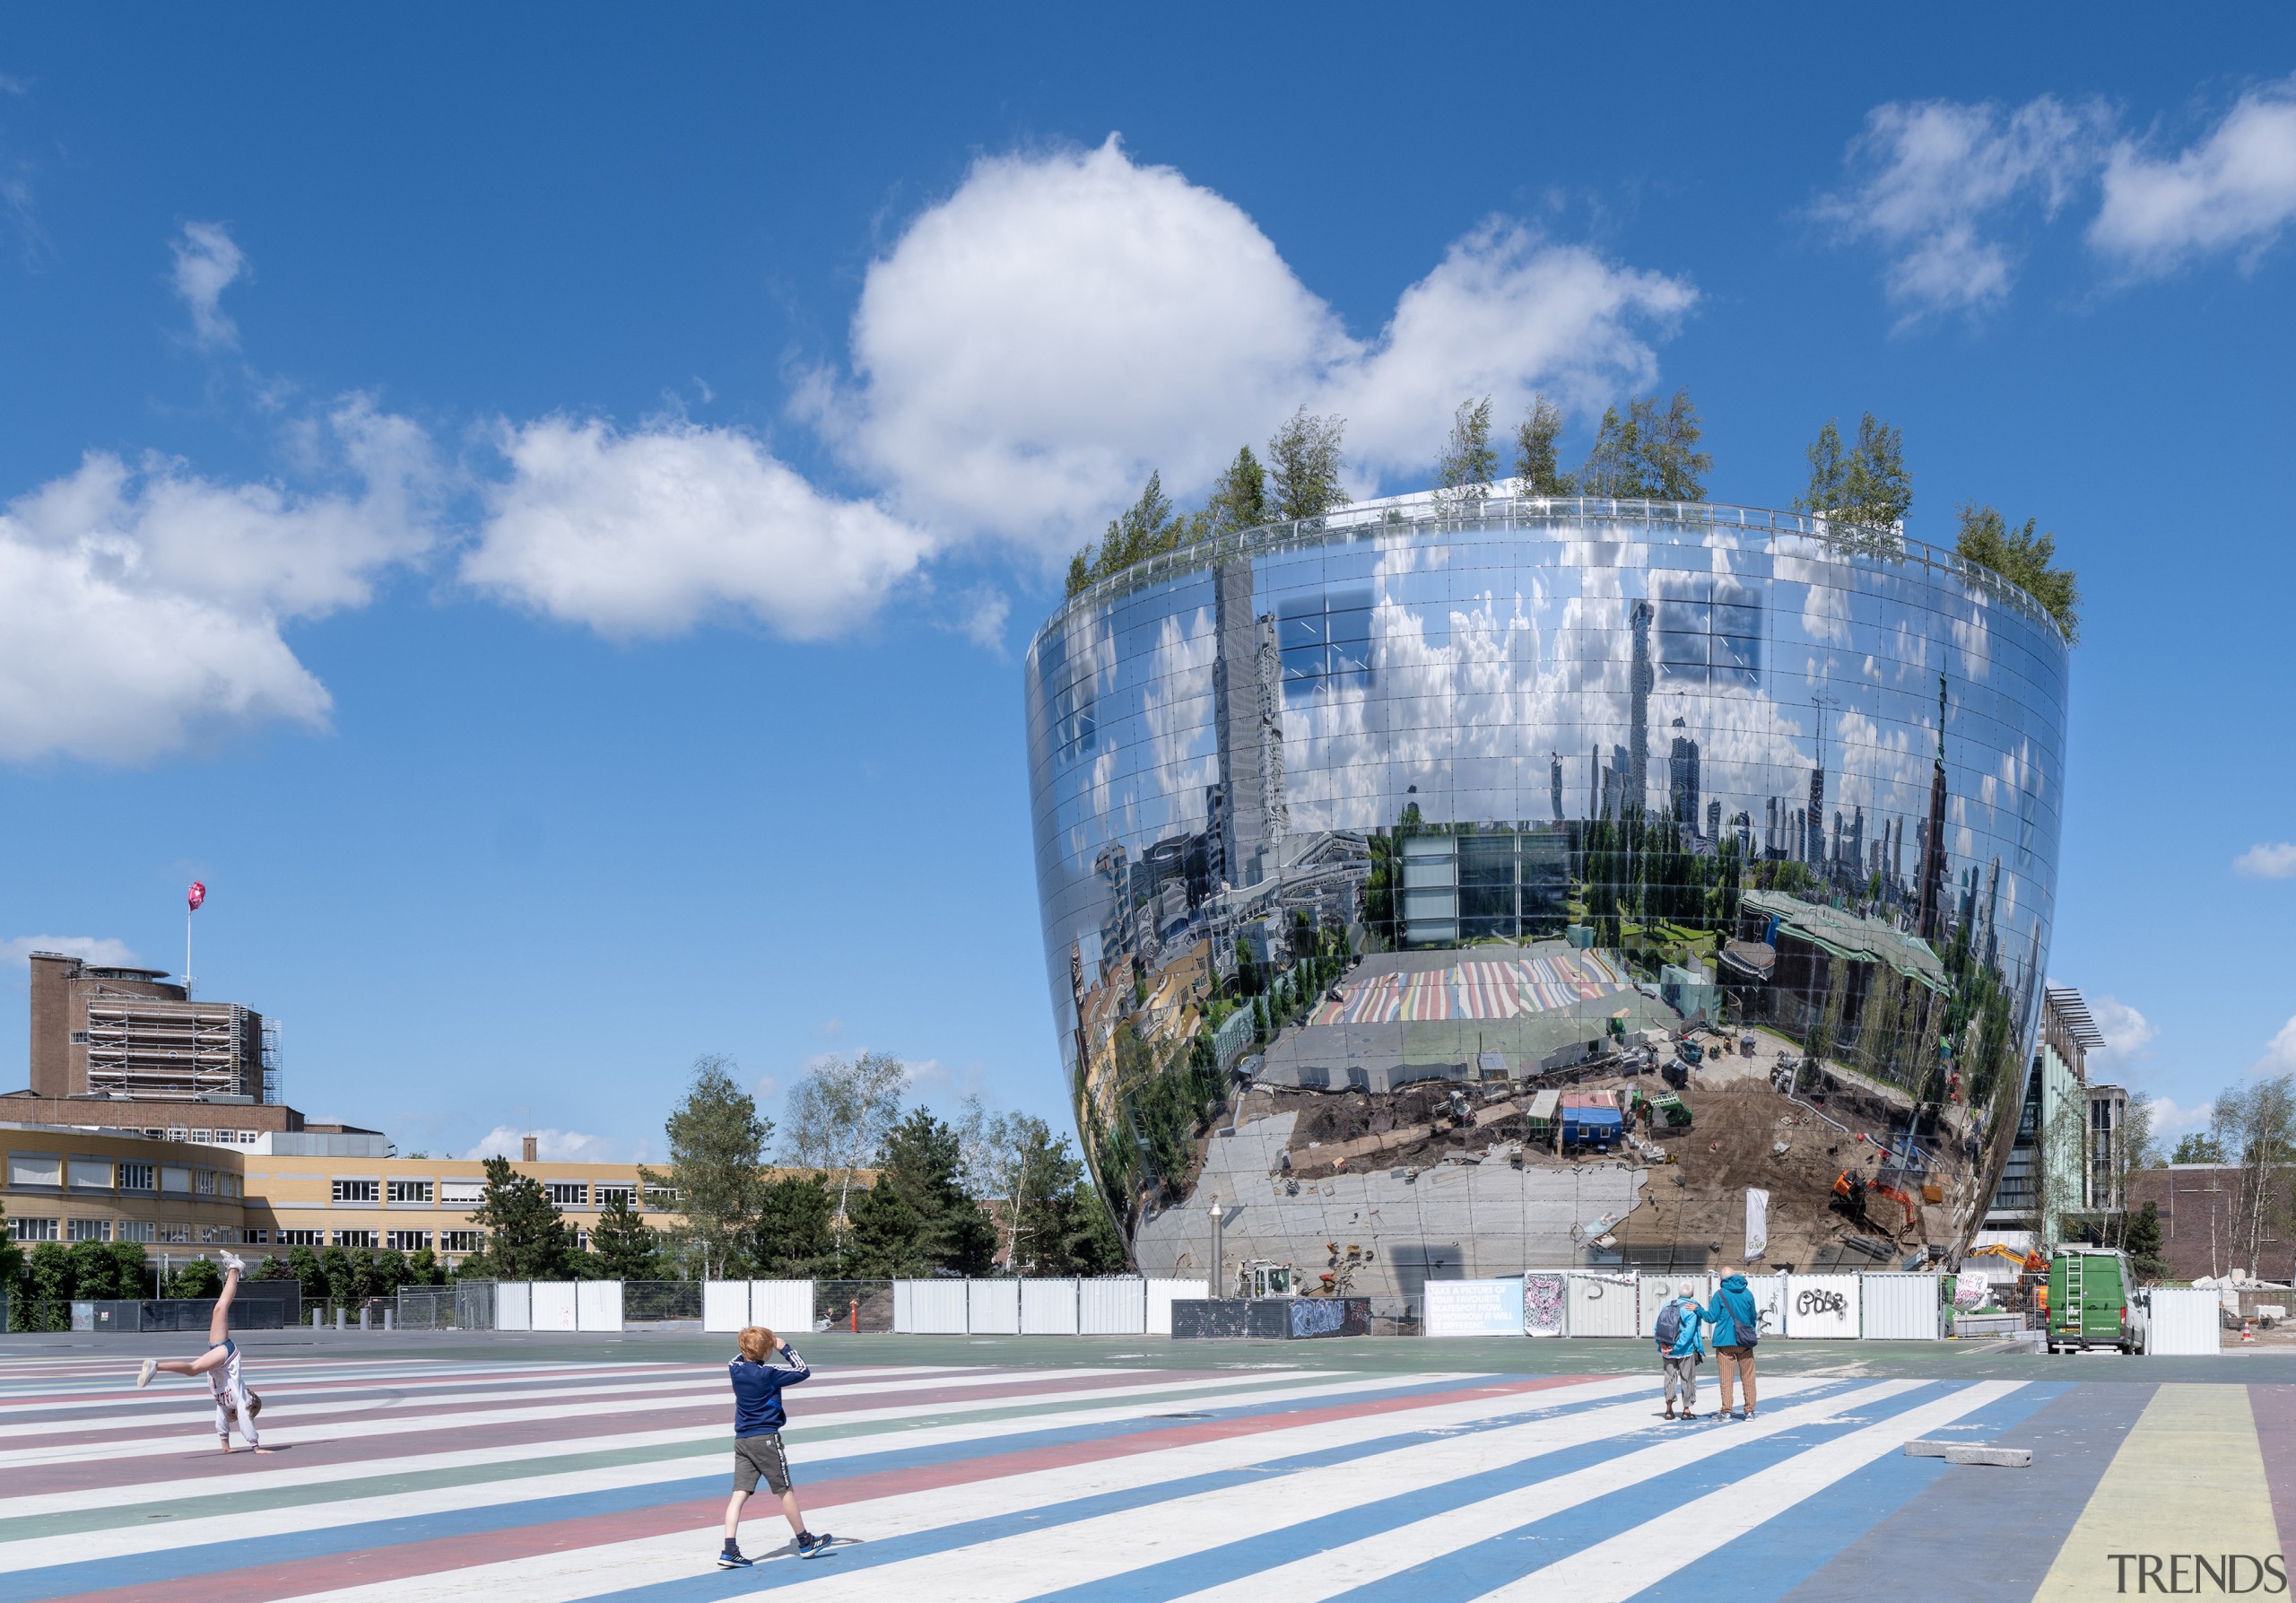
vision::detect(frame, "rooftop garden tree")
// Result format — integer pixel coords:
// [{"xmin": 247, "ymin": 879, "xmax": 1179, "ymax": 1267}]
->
[{"xmin": 1954, "ymin": 505, "xmax": 2082, "ymax": 643}]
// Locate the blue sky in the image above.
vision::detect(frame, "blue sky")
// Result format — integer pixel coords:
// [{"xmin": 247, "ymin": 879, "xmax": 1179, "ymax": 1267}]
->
[{"xmin": 2, "ymin": 7, "xmax": 2291, "ymax": 1158}]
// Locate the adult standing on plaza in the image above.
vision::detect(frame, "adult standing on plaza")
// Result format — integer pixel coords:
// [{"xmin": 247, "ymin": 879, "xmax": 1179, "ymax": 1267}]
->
[
  {"xmin": 1705, "ymin": 1267, "xmax": 1761, "ymax": 1420},
  {"xmin": 1654, "ymin": 1286, "xmax": 1707, "ymax": 1420}
]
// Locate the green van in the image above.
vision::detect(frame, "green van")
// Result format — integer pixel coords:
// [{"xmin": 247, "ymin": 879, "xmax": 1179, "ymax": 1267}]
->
[{"xmin": 2047, "ymin": 1245, "xmax": 2135, "ymax": 1355}]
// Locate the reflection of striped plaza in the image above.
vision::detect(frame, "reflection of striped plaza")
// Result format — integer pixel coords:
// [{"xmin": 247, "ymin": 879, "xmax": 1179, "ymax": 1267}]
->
[
  {"xmin": 1312, "ymin": 952, "xmax": 1630, "ymax": 1027},
  {"xmin": 4, "ymin": 1353, "xmax": 2285, "ymax": 1600}
]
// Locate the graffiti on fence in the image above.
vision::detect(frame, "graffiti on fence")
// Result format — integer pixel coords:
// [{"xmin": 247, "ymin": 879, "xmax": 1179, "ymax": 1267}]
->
[
  {"xmin": 1796, "ymin": 1286, "xmax": 1848, "ymax": 1318},
  {"xmin": 1523, "ymin": 1273, "xmax": 1566, "ymax": 1337}
]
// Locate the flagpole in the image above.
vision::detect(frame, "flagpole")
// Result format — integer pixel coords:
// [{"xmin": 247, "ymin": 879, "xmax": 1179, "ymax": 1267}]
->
[{"xmin": 186, "ymin": 905, "xmax": 193, "ymax": 999}]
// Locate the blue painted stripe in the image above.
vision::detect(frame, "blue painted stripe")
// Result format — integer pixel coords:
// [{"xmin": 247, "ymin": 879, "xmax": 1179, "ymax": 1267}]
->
[
  {"xmin": 1623, "ymin": 1382, "xmax": 2069, "ymax": 1602},
  {"xmin": 1323, "ymin": 1382, "xmax": 1984, "ymax": 1603},
  {"xmin": 1010, "ymin": 1381, "xmax": 1875, "ymax": 1603},
  {"xmin": 0, "ymin": 1371, "xmax": 1517, "ymax": 1603}
]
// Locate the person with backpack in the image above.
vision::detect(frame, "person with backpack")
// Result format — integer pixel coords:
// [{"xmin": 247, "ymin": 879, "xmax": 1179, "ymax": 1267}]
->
[
  {"xmin": 1653, "ymin": 1285, "xmax": 1706, "ymax": 1420},
  {"xmin": 1706, "ymin": 1267, "xmax": 1761, "ymax": 1420}
]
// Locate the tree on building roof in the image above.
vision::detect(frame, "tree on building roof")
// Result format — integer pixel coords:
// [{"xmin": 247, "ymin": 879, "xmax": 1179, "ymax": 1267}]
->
[{"xmin": 1954, "ymin": 505, "xmax": 2081, "ymax": 642}]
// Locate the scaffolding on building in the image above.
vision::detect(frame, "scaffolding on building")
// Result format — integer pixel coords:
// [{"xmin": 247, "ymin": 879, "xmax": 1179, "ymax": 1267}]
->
[{"xmin": 83, "ymin": 998, "xmax": 257, "ymax": 1101}]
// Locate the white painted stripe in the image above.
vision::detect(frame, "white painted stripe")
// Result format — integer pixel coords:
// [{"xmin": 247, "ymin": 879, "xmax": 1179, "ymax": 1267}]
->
[
  {"xmin": 0, "ymin": 1366, "xmax": 1327, "ymax": 1471},
  {"xmin": 1477, "ymin": 1381, "xmax": 2027, "ymax": 1602},
  {"xmin": 251, "ymin": 1375, "xmax": 1657, "ymax": 1603},
  {"xmin": 0, "ymin": 1368, "xmax": 1433, "ymax": 1521},
  {"xmin": 764, "ymin": 1378, "xmax": 1877, "ymax": 1603}
]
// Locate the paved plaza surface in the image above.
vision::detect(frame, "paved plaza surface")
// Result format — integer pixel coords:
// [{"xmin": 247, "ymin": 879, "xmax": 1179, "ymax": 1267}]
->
[{"xmin": 2, "ymin": 1331, "xmax": 2292, "ymax": 1601}]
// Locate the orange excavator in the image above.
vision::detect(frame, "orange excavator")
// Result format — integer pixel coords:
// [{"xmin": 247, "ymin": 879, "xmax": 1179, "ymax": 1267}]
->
[{"xmin": 1832, "ymin": 1169, "xmax": 1919, "ymax": 1235}]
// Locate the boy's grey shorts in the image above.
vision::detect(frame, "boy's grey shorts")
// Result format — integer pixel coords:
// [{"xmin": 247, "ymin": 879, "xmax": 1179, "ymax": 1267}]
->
[{"xmin": 733, "ymin": 1433, "xmax": 792, "ymax": 1494}]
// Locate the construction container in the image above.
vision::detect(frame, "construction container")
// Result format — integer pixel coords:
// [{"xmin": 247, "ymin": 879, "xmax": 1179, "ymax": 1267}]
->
[
  {"xmin": 2139, "ymin": 1286, "xmax": 2221, "ymax": 1355},
  {"xmin": 1652, "ymin": 1093, "xmax": 1692, "ymax": 1129},
  {"xmin": 1560, "ymin": 1089, "xmax": 1624, "ymax": 1151},
  {"xmin": 1525, "ymin": 1088, "xmax": 1561, "ymax": 1138}
]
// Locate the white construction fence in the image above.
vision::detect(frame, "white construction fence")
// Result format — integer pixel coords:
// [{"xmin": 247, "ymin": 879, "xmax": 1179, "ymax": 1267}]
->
[
  {"xmin": 697, "ymin": 1276, "xmax": 1209, "ymax": 1337},
  {"xmin": 1424, "ymin": 1270, "xmax": 1965, "ymax": 1340}
]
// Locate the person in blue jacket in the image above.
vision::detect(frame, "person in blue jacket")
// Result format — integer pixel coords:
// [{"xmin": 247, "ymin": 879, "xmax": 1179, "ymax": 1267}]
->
[
  {"xmin": 718, "ymin": 1326, "xmax": 831, "ymax": 1568},
  {"xmin": 1706, "ymin": 1267, "xmax": 1761, "ymax": 1420},
  {"xmin": 1653, "ymin": 1286, "xmax": 1707, "ymax": 1420}
]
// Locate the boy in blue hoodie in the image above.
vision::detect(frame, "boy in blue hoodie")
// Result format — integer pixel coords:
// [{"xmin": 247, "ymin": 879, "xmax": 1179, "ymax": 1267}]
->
[
  {"xmin": 718, "ymin": 1326, "xmax": 830, "ymax": 1569},
  {"xmin": 1705, "ymin": 1268, "xmax": 1761, "ymax": 1420},
  {"xmin": 1654, "ymin": 1286, "xmax": 1706, "ymax": 1420}
]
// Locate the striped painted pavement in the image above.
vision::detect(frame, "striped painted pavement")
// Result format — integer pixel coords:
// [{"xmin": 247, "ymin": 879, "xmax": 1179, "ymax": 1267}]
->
[{"xmin": 0, "ymin": 1352, "xmax": 2289, "ymax": 1599}]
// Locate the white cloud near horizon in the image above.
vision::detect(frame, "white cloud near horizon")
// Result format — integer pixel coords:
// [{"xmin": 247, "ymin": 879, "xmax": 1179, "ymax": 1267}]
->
[
  {"xmin": 2257, "ymin": 1014, "xmax": 2296, "ymax": 1078},
  {"xmin": 462, "ymin": 416, "xmax": 933, "ymax": 640},
  {"xmin": 2234, "ymin": 841, "xmax": 2296, "ymax": 879},
  {"xmin": 170, "ymin": 222, "xmax": 248, "ymax": 351},
  {"xmin": 810, "ymin": 136, "xmax": 1695, "ymax": 561},
  {"xmin": 1, "ymin": 935, "xmax": 136, "ymax": 968},
  {"xmin": 2084, "ymin": 993, "xmax": 2158, "ymax": 1076},
  {"xmin": 1817, "ymin": 97, "xmax": 2105, "ymax": 324},
  {"xmin": 2092, "ymin": 77, "xmax": 2296, "ymax": 274},
  {"xmin": 0, "ymin": 397, "xmax": 439, "ymax": 762},
  {"xmin": 463, "ymin": 1124, "xmax": 622, "ymax": 1163}
]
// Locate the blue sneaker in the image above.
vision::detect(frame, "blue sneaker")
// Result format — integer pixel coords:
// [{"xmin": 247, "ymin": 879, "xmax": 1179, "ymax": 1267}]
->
[
  {"xmin": 796, "ymin": 1532, "xmax": 833, "ymax": 1559},
  {"xmin": 718, "ymin": 1545, "xmax": 752, "ymax": 1569}
]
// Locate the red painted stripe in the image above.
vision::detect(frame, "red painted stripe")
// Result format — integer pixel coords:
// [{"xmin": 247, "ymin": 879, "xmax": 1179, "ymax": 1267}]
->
[
  {"xmin": 37, "ymin": 1374, "xmax": 1595, "ymax": 1603},
  {"xmin": 0, "ymin": 1367, "xmax": 1240, "ymax": 1495},
  {"xmin": 2248, "ymin": 1385, "xmax": 2296, "ymax": 1555}
]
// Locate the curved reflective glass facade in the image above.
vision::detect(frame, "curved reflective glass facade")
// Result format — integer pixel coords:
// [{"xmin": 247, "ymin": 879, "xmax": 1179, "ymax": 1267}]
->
[{"xmin": 1024, "ymin": 499, "xmax": 2069, "ymax": 1292}]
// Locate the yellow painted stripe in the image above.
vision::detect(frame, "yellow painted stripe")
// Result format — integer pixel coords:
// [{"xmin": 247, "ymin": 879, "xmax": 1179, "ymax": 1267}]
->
[{"xmin": 2036, "ymin": 1383, "xmax": 2282, "ymax": 1599}]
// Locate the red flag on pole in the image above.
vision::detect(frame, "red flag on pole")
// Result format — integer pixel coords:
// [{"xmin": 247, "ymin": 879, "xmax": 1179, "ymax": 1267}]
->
[{"xmin": 187, "ymin": 882, "xmax": 206, "ymax": 913}]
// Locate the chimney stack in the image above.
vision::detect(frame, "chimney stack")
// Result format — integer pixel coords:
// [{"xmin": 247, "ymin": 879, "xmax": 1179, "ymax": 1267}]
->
[{"xmin": 521, "ymin": 1134, "xmax": 538, "ymax": 1163}]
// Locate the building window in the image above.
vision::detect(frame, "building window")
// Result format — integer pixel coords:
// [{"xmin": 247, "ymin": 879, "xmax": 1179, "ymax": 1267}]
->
[
  {"xmin": 161, "ymin": 1165, "xmax": 191, "ymax": 1194},
  {"xmin": 244, "ymin": 1228, "xmax": 271, "ymax": 1245},
  {"xmin": 1652, "ymin": 573, "xmax": 1763, "ymax": 689},
  {"xmin": 67, "ymin": 1218, "xmax": 110, "ymax": 1242},
  {"xmin": 222, "ymin": 1173, "xmax": 240, "ymax": 1198},
  {"xmin": 9, "ymin": 1216, "xmax": 60, "ymax": 1242},
  {"xmin": 441, "ymin": 1230, "xmax": 483, "ymax": 1253},
  {"xmin": 276, "ymin": 1229, "xmax": 320, "ymax": 1247},
  {"xmin": 68, "ymin": 1030, "xmax": 89, "ymax": 1044},
  {"xmin": 118, "ymin": 1163, "xmax": 155, "ymax": 1192},
  {"xmin": 189, "ymin": 1130, "xmax": 213, "ymax": 1145},
  {"xmin": 196, "ymin": 1170, "xmax": 218, "ymax": 1196},
  {"xmin": 595, "ymin": 1183, "xmax": 637, "ymax": 1210},
  {"xmin": 386, "ymin": 1230, "xmax": 432, "ymax": 1252},
  {"xmin": 117, "ymin": 1220, "xmax": 156, "ymax": 1243},
  {"xmin": 440, "ymin": 1180, "xmax": 485, "ymax": 1207},
  {"xmin": 544, "ymin": 1181, "xmax": 588, "ymax": 1208},
  {"xmin": 645, "ymin": 1186, "xmax": 678, "ymax": 1211},
  {"xmin": 331, "ymin": 1179, "xmax": 379, "ymax": 1204},
  {"xmin": 158, "ymin": 1223, "xmax": 191, "ymax": 1244},
  {"xmin": 333, "ymin": 1229, "xmax": 378, "ymax": 1249},
  {"xmin": 198, "ymin": 1225, "xmax": 239, "ymax": 1245},
  {"xmin": 572, "ymin": 1229, "xmax": 590, "ymax": 1251},
  {"xmin": 68, "ymin": 1159, "xmax": 113, "ymax": 1190},
  {"xmin": 1278, "ymin": 587, "xmax": 1375, "ymax": 704},
  {"xmin": 387, "ymin": 1179, "xmax": 433, "ymax": 1204},
  {"xmin": 6, "ymin": 1153, "xmax": 62, "ymax": 1189}
]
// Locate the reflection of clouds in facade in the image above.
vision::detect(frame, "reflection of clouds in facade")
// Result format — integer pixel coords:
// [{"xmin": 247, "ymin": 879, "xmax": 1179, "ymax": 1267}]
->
[{"xmin": 1025, "ymin": 501, "xmax": 2071, "ymax": 1223}]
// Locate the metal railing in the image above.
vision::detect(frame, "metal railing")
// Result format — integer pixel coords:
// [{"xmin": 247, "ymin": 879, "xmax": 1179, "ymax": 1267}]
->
[{"xmin": 1031, "ymin": 496, "xmax": 2074, "ymax": 658}]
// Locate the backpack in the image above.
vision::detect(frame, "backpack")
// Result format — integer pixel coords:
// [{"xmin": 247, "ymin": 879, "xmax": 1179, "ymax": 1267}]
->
[{"xmin": 1654, "ymin": 1301, "xmax": 1683, "ymax": 1348}]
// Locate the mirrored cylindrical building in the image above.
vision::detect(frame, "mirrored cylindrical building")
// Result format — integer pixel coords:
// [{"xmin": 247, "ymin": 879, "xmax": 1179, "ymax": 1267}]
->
[{"xmin": 1023, "ymin": 498, "xmax": 2069, "ymax": 1298}]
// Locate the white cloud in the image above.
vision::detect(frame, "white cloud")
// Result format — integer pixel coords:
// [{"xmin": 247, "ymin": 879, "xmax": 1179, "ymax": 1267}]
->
[
  {"xmin": 2083, "ymin": 994, "xmax": 2158, "ymax": 1075},
  {"xmin": 1, "ymin": 935, "xmax": 136, "ymax": 968},
  {"xmin": 0, "ymin": 398, "xmax": 439, "ymax": 762},
  {"xmin": 2234, "ymin": 841, "xmax": 2296, "ymax": 879},
  {"xmin": 1818, "ymin": 97, "xmax": 2105, "ymax": 324},
  {"xmin": 463, "ymin": 1125, "xmax": 621, "ymax": 1162},
  {"xmin": 813, "ymin": 136, "xmax": 1694, "ymax": 558},
  {"xmin": 171, "ymin": 222, "xmax": 248, "ymax": 351},
  {"xmin": 751, "ymin": 1074, "xmax": 783, "ymax": 1105},
  {"xmin": 2148, "ymin": 1094, "xmax": 2214, "ymax": 1139},
  {"xmin": 2092, "ymin": 78, "xmax": 2296, "ymax": 274},
  {"xmin": 2257, "ymin": 1015, "xmax": 2296, "ymax": 1077},
  {"xmin": 461, "ymin": 416, "xmax": 933, "ymax": 640},
  {"xmin": 952, "ymin": 585, "xmax": 1011, "ymax": 654}
]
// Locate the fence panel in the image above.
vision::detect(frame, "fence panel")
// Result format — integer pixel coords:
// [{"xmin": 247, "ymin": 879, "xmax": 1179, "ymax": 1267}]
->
[
  {"xmin": 1020, "ymin": 1277, "xmax": 1081, "ymax": 1335},
  {"xmin": 1783, "ymin": 1273, "xmax": 1861, "ymax": 1338},
  {"xmin": 750, "ymin": 1281, "xmax": 813, "ymax": 1336},
  {"xmin": 577, "ymin": 1281, "xmax": 623, "ymax": 1332},
  {"xmin": 622, "ymin": 1281, "xmax": 701, "ymax": 1324},
  {"xmin": 1146, "ymin": 1277, "xmax": 1207, "ymax": 1336},
  {"xmin": 2143, "ymin": 1288, "xmax": 2220, "ymax": 1355},
  {"xmin": 457, "ymin": 1280, "xmax": 496, "ymax": 1330},
  {"xmin": 1078, "ymin": 1276, "xmax": 1146, "ymax": 1335},
  {"xmin": 396, "ymin": 1286, "xmax": 455, "ymax": 1330},
  {"xmin": 894, "ymin": 1280, "xmax": 969, "ymax": 1334},
  {"xmin": 1565, "ymin": 1272, "xmax": 1639, "ymax": 1337},
  {"xmin": 495, "ymin": 1282, "xmax": 533, "ymax": 1331},
  {"xmin": 1739, "ymin": 1273, "xmax": 1788, "ymax": 1338},
  {"xmin": 1638, "ymin": 1274, "xmax": 1718, "ymax": 1337},
  {"xmin": 1859, "ymin": 1273, "xmax": 1941, "ymax": 1340},
  {"xmin": 1425, "ymin": 1277, "xmax": 1526, "ymax": 1337},
  {"xmin": 968, "ymin": 1279, "xmax": 1022, "ymax": 1334},
  {"xmin": 531, "ymin": 1281, "xmax": 579, "ymax": 1332},
  {"xmin": 702, "ymin": 1281, "xmax": 750, "ymax": 1333}
]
